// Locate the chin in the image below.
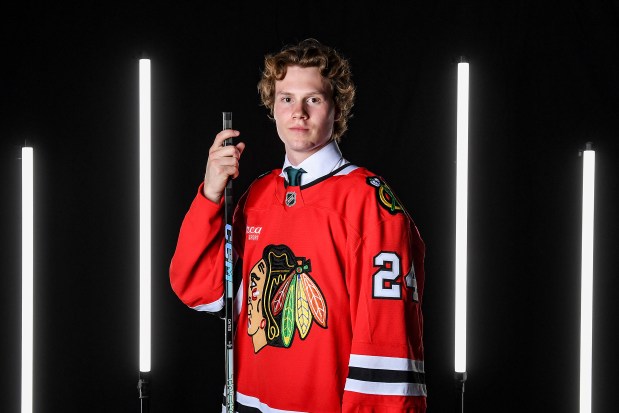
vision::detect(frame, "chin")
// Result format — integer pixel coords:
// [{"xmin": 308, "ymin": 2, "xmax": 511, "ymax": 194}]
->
[{"xmin": 285, "ymin": 140, "xmax": 314, "ymax": 150}]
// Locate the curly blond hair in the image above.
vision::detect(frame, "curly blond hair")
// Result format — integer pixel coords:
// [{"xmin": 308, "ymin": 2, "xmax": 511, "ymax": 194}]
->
[{"xmin": 257, "ymin": 38, "xmax": 355, "ymax": 142}]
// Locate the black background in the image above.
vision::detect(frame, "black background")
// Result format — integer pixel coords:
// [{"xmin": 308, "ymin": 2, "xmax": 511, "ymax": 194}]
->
[{"xmin": 1, "ymin": 1, "xmax": 618, "ymax": 412}]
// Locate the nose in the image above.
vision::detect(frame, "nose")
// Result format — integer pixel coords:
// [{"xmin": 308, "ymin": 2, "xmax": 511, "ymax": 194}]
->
[{"xmin": 292, "ymin": 102, "xmax": 308, "ymax": 119}]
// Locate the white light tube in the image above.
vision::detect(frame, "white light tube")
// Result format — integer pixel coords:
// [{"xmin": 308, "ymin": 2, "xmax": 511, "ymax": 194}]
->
[
  {"xmin": 455, "ymin": 62, "xmax": 469, "ymax": 374},
  {"xmin": 580, "ymin": 146, "xmax": 595, "ymax": 413},
  {"xmin": 139, "ymin": 58, "xmax": 151, "ymax": 373},
  {"xmin": 22, "ymin": 147, "xmax": 34, "ymax": 413}
]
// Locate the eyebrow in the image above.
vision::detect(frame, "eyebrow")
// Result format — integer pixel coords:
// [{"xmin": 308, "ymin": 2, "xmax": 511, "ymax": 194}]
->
[
  {"xmin": 250, "ymin": 271, "xmax": 261, "ymax": 282},
  {"xmin": 276, "ymin": 90, "xmax": 328, "ymax": 97}
]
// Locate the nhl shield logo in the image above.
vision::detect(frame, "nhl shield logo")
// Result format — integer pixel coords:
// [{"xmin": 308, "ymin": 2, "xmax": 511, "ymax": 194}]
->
[{"xmin": 285, "ymin": 191, "xmax": 297, "ymax": 207}]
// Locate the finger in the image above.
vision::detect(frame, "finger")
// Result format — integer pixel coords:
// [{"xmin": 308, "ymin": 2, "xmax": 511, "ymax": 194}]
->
[
  {"xmin": 212, "ymin": 138, "xmax": 246, "ymax": 158},
  {"xmin": 211, "ymin": 154, "xmax": 240, "ymax": 168},
  {"xmin": 210, "ymin": 129, "xmax": 240, "ymax": 151},
  {"xmin": 209, "ymin": 144, "xmax": 240, "ymax": 159}
]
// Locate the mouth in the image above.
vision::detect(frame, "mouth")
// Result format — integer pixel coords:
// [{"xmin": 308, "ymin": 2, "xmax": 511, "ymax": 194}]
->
[{"xmin": 289, "ymin": 122, "xmax": 309, "ymax": 131}]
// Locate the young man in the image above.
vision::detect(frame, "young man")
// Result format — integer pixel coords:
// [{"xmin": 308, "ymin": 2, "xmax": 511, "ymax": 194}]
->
[{"xmin": 170, "ymin": 39, "xmax": 427, "ymax": 412}]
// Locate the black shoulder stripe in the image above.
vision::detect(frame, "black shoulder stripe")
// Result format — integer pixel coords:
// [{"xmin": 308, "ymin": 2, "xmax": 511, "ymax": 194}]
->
[
  {"xmin": 256, "ymin": 170, "xmax": 271, "ymax": 179},
  {"xmin": 301, "ymin": 163, "xmax": 353, "ymax": 189}
]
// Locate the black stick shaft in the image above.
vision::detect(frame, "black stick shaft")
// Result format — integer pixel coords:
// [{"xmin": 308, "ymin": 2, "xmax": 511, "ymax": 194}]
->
[{"xmin": 222, "ymin": 111, "xmax": 235, "ymax": 413}]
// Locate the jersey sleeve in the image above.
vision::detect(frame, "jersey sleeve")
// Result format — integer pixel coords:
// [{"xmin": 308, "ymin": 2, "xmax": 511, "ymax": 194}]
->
[
  {"xmin": 342, "ymin": 189, "xmax": 427, "ymax": 412},
  {"xmin": 169, "ymin": 183, "xmax": 246, "ymax": 313}
]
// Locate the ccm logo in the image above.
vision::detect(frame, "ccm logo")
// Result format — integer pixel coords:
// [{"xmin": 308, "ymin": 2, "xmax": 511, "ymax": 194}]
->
[
  {"xmin": 246, "ymin": 226, "xmax": 262, "ymax": 240},
  {"xmin": 224, "ymin": 224, "xmax": 233, "ymax": 281}
]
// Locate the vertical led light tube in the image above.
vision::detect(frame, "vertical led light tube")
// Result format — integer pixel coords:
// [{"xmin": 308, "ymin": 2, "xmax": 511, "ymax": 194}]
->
[
  {"xmin": 455, "ymin": 61, "xmax": 469, "ymax": 376},
  {"xmin": 139, "ymin": 58, "xmax": 151, "ymax": 374},
  {"xmin": 580, "ymin": 144, "xmax": 595, "ymax": 413},
  {"xmin": 22, "ymin": 147, "xmax": 34, "ymax": 413}
]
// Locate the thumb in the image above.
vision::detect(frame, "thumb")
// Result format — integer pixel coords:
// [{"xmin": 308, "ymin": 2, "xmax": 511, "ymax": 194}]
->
[{"xmin": 236, "ymin": 142, "xmax": 246, "ymax": 156}]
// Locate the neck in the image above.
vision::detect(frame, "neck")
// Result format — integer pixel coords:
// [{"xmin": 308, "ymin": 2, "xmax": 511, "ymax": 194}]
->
[{"xmin": 285, "ymin": 140, "xmax": 332, "ymax": 166}]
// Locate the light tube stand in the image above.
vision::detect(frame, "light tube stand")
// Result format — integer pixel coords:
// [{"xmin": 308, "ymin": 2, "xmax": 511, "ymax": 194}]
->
[
  {"xmin": 579, "ymin": 142, "xmax": 595, "ymax": 413},
  {"xmin": 22, "ymin": 146, "xmax": 34, "ymax": 413},
  {"xmin": 454, "ymin": 57, "xmax": 469, "ymax": 413},
  {"xmin": 138, "ymin": 57, "xmax": 151, "ymax": 413}
]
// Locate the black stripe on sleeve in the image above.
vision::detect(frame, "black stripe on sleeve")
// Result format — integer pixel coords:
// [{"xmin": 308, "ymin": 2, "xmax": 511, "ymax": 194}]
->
[{"xmin": 347, "ymin": 366, "xmax": 426, "ymax": 385}]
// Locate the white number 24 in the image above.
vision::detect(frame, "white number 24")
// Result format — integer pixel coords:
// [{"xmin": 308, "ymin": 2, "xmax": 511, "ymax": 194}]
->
[{"xmin": 372, "ymin": 252, "xmax": 418, "ymax": 302}]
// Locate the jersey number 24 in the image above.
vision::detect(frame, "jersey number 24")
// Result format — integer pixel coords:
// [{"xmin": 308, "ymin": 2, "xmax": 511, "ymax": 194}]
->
[{"xmin": 372, "ymin": 251, "xmax": 418, "ymax": 302}]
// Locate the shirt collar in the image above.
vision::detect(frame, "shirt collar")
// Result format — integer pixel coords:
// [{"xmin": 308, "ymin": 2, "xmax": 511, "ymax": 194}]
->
[{"xmin": 280, "ymin": 141, "xmax": 348, "ymax": 186}]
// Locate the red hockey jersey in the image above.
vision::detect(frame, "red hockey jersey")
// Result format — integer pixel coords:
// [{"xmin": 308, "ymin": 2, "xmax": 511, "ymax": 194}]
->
[{"xmin": 170, "ymin": 164, "xmax": 427, "ymax": 412}]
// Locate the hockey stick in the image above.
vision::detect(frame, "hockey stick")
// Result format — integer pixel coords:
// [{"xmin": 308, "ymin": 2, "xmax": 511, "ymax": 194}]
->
[{"xmin": 222, "ymin": 111, "xmax": 235, "ymax": 413}]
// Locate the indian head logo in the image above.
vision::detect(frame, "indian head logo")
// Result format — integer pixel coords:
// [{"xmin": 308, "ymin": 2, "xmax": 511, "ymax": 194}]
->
[
  {"xmin": 366, "ymin": 176, "xmax": 404, "ymax": 215},
  {"xmin": 247, "ymin": 244, "xmax": 328, "ymax": 353}
]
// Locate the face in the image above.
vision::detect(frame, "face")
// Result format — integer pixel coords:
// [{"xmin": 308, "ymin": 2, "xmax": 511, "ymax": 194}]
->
[
  {"xmin": 247, "ymin": 258, "xmax": 269, "ymax": 353},
  {"xmin": 247, "ymin": 259, "xmax": 267, "ymax": 336},
  {"xmin": 273, "ymin": 65, "xmax": 336, "ymax": 165}
]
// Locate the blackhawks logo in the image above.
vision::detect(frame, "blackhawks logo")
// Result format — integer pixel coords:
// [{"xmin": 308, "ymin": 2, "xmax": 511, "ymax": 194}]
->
[
  {"xmin": 247, "ymin": 245, "xmax": 328, "ymax": 353},
  {"xmin": 366, "ymin": 176, "xmax": 404, "ymax": 214}
]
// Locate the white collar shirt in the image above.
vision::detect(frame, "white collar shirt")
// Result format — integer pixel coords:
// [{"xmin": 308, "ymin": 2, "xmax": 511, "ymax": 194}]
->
[{"xmin": 280, "ymin": 141, "xmax": 351, "ymax": 186}]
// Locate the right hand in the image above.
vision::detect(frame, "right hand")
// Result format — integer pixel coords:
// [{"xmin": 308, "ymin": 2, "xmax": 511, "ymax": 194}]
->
[{"xmin": 203, "ymin": 129, "xmax": 246, "ymax": 203}]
